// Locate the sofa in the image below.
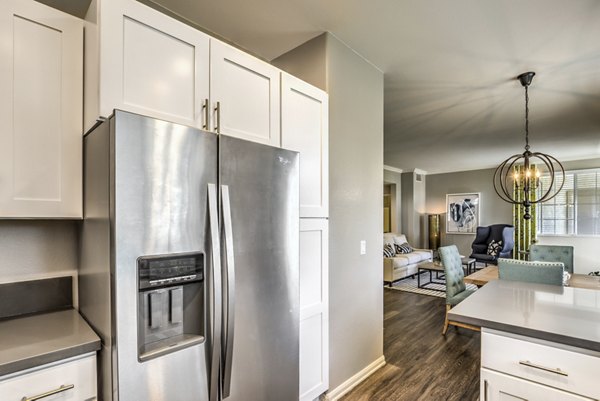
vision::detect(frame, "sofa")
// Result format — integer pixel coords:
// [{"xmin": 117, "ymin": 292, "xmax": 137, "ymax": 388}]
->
[{"xmin": 383, "ymin": 233, "xmax": 433, "ymax": 286}]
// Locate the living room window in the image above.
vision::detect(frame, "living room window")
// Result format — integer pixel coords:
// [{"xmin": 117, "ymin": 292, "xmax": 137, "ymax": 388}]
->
[{"xmin": 537, "ymin": 169, "xmax": 600, "ymax": 236}]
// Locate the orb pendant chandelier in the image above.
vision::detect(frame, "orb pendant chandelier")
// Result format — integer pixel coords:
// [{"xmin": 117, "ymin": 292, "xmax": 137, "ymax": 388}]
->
[{"xmin": 493, "ymin": 72, "xmax": 565, "ymax": 220}]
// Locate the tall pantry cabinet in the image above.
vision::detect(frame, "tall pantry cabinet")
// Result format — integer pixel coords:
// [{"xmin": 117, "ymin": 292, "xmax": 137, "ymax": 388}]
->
[{"xmin": 282, "ymin": 73, "xmax": 330, "ymax": 401}]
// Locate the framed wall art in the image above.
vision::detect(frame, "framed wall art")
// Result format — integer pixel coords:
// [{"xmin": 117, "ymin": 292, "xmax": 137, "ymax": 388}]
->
[{"xmin": 446, "ymin": 193, "xmax": 480, "ymax": 234}]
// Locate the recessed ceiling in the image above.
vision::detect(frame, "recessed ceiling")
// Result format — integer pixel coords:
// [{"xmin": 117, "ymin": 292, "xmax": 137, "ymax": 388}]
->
[{"xmin": 144, "ymin": 0, "xmax": 600, "ymax": 173}]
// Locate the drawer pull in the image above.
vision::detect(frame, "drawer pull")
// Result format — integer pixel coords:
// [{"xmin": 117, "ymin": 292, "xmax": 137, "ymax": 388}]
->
[
  {"xmin": 21, "ymin": 384, "xmax": 74, "ymax": 401},
  {"xmin": 519, "ymin": 360, "xmax": 568, "ymax": 376}
]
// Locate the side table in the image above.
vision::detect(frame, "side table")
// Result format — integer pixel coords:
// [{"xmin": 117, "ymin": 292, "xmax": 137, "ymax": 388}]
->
[{"xmin": 461, "ymin": 257, "xmax": 476, "ymax": 275}]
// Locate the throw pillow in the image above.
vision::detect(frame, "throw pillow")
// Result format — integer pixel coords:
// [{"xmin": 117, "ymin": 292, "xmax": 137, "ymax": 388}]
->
[
  {"xmin": 383, "ymin": 243, "xmax": 395, "ymax": 258},
  {"xmin": 487, "ymin": 240, "xmax": 503, "ymax": 257},
  {"xmin": 395, "ymin": 242, "xmax": 413, "ymax": 254}
]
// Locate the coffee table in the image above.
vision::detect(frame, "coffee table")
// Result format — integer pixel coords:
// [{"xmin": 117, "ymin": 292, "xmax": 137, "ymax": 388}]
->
[{"xmin": 417, "ymin": 261, "xmax": 446, "ymax": 292}]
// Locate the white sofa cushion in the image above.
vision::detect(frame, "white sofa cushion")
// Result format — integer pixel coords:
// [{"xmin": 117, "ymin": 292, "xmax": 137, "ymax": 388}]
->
[
  {"xmin": 383, "ymin": 233, "xmax": 396, "ymax": 246},
  {"xmin": 392, "ymin": 257, "xmax": 410, "ymax": 268},
  {"xmin": 393, "ymin": 234, "xmax": 408, "ymax": 246},
  {"xmin": 393, "ymin": 253, "xmax": 422, "ymax": 265},
  {"xmin": 412, "ymin": 250, "xmax": 433, "ymax": 262}
]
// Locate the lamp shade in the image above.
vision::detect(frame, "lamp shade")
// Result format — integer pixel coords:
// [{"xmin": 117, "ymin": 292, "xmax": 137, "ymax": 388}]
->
[{"xmin": 428, "ymin": 214, "xmax": 440, "ymax": 249}]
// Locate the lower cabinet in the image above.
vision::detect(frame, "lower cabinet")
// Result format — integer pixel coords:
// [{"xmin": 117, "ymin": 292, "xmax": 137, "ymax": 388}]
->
[
  {"xmin": 481, "ymin": 368, "xmax": 593, "ymax": 401},
  {"xmin": 0, "ymin": 353, "xmax": 97, "ymax": 401},
  {"xmin": 299, "ymin": 219, "xmax": 329, "ymax": 401},
  {"xmin": 481, "ymin": 329, "xmax": 600, "ymax": 401}
]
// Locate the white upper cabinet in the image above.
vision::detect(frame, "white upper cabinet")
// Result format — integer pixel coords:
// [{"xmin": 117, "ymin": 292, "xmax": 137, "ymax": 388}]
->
[
  {"xmin": 281, "ymin": 73, "xmax": 329, "ymax": 218},
  {"xmin": 85, "ymin": 0, "xmax": 210, "ymax": 132},
  {"xmin": 0, "ymin": 0, "xmax": 83, "ymax": 218},
  {"xmin": 211, "ymin": 41, "xmax": 281, "ymax": 146}
]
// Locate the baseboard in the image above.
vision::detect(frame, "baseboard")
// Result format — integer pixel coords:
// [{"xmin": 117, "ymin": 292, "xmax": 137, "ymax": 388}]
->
[{"xmin": 322, "ymin": 356, "xmax": 386, "ymax": 401}]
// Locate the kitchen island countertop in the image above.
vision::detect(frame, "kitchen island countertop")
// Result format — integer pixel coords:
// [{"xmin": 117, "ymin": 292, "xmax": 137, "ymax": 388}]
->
[
  {"xmin": 448, "ymin": 279, "xmax": 600, "ymax": 352},
  {"xmin": 0, "ymin": 309, "xmax": 101, "ymax": 376}
]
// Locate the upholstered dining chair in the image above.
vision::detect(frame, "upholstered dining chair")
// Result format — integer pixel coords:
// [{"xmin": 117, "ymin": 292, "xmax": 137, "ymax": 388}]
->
[
  {"xmin": 498, "ymin": 258, "xmax": 565, "ymax": 286},
  {"xmin": 529, "ymin": 244, "xmax": 574, "ymax": 274},
  {"xmin": 439, "ymin": 245, "xmax": 479, "ymax": 335}
]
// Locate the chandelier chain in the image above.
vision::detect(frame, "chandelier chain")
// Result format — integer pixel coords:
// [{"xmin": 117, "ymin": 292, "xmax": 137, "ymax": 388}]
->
[{"xmin": 524, "ymin": 85, "xmax": 530, "ymax": 151}]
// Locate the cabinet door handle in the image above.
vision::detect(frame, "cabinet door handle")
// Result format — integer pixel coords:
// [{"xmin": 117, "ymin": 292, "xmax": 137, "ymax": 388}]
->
[
  {"xmin": 519, "ymin": 360, "xmax": 568, "ymax": 376},
  {"xmin": 214, "ymin": 101, "xmax": 221, "ymax": 134},
  {"xmin": 21, "ymin": 384, "xmax": 74, "ymax": 401},
  {"xmin": 483, "ymin": 379, "xmax": 488, "ymax": 401},
  {"xmin": 202, "ymin": 98, "xmax": 209, "ymax": 130}
]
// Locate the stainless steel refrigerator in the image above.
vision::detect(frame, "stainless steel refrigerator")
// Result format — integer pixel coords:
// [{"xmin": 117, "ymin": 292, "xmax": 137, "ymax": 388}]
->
[{"xmin": 79, "ymin": 110, "xmax": 299, "ymax": 401}]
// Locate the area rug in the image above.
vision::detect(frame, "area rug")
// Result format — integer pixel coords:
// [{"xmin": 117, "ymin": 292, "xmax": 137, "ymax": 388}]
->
[{"xmin": 386, "ymin": 272, "xmax": 478, "ymax": 298}]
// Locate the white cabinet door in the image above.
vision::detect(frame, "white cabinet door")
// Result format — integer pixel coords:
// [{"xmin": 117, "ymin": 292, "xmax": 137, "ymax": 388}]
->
[
  {"xmin": 299, "ymin": 219, "xmax": 329, "ymax": 401},
  {"xmin": 211, "ymin": 41, "xmax": 281, "ymax": 146},
  {"xmin": 481, "ymin": 368, "xmax": 593, "ymax": 401},
  {"xmin": 0, "ymin": 0, "xmax": 82, "ymax": 218},
  {"xmin": 0, "ymin": 353, "xmax": 97, "ymax": 401},
  {"xmin": 94, "ymin": 0, "xmax": 209, "ymax": 130},
  {"xmin": 281, "ymin": 74, "xmax": 329, "ymax": 218}
]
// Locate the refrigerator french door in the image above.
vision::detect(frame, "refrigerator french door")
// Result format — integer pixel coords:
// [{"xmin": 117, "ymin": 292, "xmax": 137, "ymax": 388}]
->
[{"xmin": 80, "ymin": 110, "xmax": 299, "ymax": 401}]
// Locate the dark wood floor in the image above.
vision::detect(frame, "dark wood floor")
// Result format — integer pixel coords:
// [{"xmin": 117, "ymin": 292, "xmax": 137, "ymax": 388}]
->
[{"xmin": 340, "ymin": 289, "xmax": 480, "ymax": 401}]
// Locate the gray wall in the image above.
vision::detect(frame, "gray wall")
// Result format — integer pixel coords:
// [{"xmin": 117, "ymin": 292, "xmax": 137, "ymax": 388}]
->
[
  {"xmin": 400, "ymin": 172, "xmax": 427, "ymax": 247},
  {"xmin": 0, "ymin": 221, "xmax": 79, "ymax": 302},
  {"xmin": 425, "ymin": 168, "xmax": 512, "ymax": 257},
  {"xmin": 384, "ymin": 169, "xmax": 402, "ymax": 233},
  {"xmin": 275, "ymin": 33, "xmax": 384, "ymax": 392}
]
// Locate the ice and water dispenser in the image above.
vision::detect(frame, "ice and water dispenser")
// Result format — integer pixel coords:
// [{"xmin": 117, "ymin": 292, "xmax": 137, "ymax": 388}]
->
[{"xmin": 137, "ymin": 252, "xmax": 205, "ymax": 361}]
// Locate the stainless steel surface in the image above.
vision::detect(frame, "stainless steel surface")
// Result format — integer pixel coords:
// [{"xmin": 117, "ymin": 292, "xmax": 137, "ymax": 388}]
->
[
  {"xmin": 518, "ymin": 360, "xmax": 569, "ymax": 376},
  {"xmin": 81, "ymin": 111, "xmax": 217, "ymax": 401},
  {"xmin": 207, "ymin": 183, "xmax": 222, "ymax": 401},
  {"xmin": 21, "ymin": 384, "xmax": 74, "ymax": 401},
  {"xmin": 81, "ymin": 111, "xmax": 300, "ymax": 401},
  {"xmin": 220, "ymin": 185, "xmax": 235, "ymax": 397},
  {"xmin": 113, "ymin": 111, "xmax": 215, "ymax": 401},
  {"xmin": 448, "ymin": 280, "xmax": 600, "ymax": 352},
  {"xmin": 0, "ymin": 309, "xmax": 100, "ymax": 376},
  {"xmin": 219, "ymin": 134, "xmax": 300, "ymax": 401}
]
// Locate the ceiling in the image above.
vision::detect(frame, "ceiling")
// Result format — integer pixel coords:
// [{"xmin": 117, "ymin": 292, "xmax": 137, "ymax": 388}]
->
[{"xmin": 115, "ymin": 1, "xmax": 600, "ymax": 173}]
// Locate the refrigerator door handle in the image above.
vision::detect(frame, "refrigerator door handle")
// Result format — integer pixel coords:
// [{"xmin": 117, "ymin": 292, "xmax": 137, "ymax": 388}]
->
[
  {"xmin": 208, "ymin": 183, "xmax": 223, "ymax": 401},
  {"xmin": 221, "ymin": 185, "xmax": 236, "ymax": 398}
]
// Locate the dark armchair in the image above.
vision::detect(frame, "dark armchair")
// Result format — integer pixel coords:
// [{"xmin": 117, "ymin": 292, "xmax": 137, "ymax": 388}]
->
[{"xmin": 469, "ymin": 224, "xmax": 515, "ymax": 265}]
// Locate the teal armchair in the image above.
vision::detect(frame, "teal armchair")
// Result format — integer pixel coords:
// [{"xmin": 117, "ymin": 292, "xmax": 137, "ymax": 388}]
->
[
  {"xmin": 439, "ymin": 245, "xmax": 479, "ymax": 335},
  {"xmin": 529, "ymin": 244, "xmax": 574, "ymax": 274},
  {"xmin": 498, "ymin": 258, "xmax": 565, "ymax": 286}
]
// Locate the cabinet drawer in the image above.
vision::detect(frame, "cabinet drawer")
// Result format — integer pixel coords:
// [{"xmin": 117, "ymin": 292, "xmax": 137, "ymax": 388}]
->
[
  {"xmin": 0, "ymin": 353, "xmax": 96, "ymax": 401},
  {"xmin": 481, "ymin": 368, "xmax": 593, "ymax": 401},
  {"xmin": 482, "ymin": 330, "xmax": 600, "ymax": 399}
]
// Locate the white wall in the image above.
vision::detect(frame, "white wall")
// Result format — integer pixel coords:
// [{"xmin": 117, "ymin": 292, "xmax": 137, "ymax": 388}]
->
[
  {"xmin": 537, "ymin": 236, "xmax": 599, "ymax": 274},
  {"xmin": 275, "ymin": 33, "xmax": 385, "ymax": 393}
]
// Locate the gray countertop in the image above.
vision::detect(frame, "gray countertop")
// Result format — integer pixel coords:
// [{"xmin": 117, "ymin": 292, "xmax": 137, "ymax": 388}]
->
[
  {"xmin": 449, "ymin": 279, "xmax": 600, "ymax": 351},
  {"xmin": 0, "ymin": 309, "xmax": 101, "ymax": 376}
]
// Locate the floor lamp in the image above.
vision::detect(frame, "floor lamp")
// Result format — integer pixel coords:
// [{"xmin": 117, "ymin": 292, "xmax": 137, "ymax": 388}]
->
[{"xmin": 428, "ymin": 214, "xmax": 440, "ymax": 252}]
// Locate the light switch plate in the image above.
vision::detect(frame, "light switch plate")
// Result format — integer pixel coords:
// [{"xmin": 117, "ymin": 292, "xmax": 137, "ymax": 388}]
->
[{"xmin": 360, "ymin": 240, "xmax": 366, "ymax": 255}]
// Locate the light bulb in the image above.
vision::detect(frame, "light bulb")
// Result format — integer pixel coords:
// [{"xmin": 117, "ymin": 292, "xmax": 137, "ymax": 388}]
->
[
  {"xmin": 526, "ymin": 170, "xmax": 531, "ymax": 178},
  {"xmin": 535, "ymin": 170, "xmax": 541, "ymax": 178}
]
